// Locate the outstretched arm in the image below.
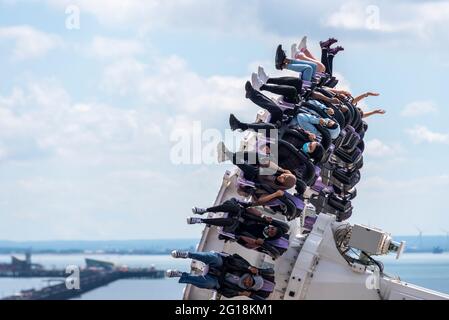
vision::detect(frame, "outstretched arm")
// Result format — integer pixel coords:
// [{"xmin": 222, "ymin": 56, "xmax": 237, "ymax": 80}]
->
[
  {"xmin": 353, "ymin": 92, "xmax": 379, "ymax": 105},
  {"xmin": 238, "ymin": 235, "xmax": 260, "ymax": 247},
  {"xmin": 252, "ymin": 190, "xmax": 284, "ymax": 206},
  {"xmin": 238, "ymin": 235, "xmax": 264, "ymax": 247},
  {"xmin": 362, "ymin": 108, "xmax": 386, "ymax": 118}
]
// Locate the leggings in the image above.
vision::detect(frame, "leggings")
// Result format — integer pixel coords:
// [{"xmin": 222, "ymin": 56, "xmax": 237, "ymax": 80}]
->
[
  {"xmin": 207, "ymin": 198, "xmax": 243, "ymax": 214},
  {"xmin": 285, "ymin": 60, "xmax": 317, "ymax": 81},
  {"xmin": 200, "ymin": 217, "xmax": 236, "ymax": 227},
  {"xmin": 237, "ymin": 122, "xmax": 278, "ymax": 140},
  {"xmin": 267, "ymin": 77, "xmax": 303, "ymax": 93},
  {"xmin": 247, "ymin": 85, "xmax": 283, "ymax": 123},
  {"xmin": 321, "ymin": 48, "xmax": 333, "ymax": 76},
  {"xmin": 261, "ymin": 84, "xmax": 299, "ymax": 104}
]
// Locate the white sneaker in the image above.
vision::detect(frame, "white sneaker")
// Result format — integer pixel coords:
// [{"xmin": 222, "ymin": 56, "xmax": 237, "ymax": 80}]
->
[
  {"xmin": 258, "ymin": 66, "xmax": 269, "ymax": 83},
  {"xmin": 217, "ymin": 141, "xmax": 230, "ymax": 163},
  {"xmin": 166, "ymin": 269, "xmax": 183, "ymax": 277},
  {"xmin": 291, "ymin": 43, "xmax": 298, "ymax": 59},
  {"xmin": 192, "ymin": 207, "xmax": 207, "ymax": 215},
  {"xmin": 251, "ymin": 72, "xmax": 264, "ymax": 91},
  {"xmin": 171, "ymin": 250, "xmax": 189, "ymax": 259},
  {"xmin": 298, "ymin": 36, "xmax": 307, "ymax": 53},
  {"xmin": 186, "ymin": 217, "xmax": 203, "ymax": 225}
]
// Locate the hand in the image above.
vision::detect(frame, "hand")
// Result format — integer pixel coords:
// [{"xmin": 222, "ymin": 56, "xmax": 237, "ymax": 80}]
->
[
  {"xmin": 255, "ymin": 238, "xmax": 264, "ymax": 245},
  {"xmin": 275, "ymin": 190, "xmax": 285, "ymax": 197},
  {"xmin": 248, "ymin": 266, "xmax": 259, "ymax": 275},
  {"xmin": 308, "ymin": 133, "xmax": 316, "ymax": 141},
  {"xmin": 326, "ymin": 108, "xmax": 335, "ymax": 116},
  {"xmin": 330, "ymin": 98, "xmax": 340, "ymax": 104},
  {"xmin": 319, "ymin": 118, "xmax": 326, "ymax": 126},
  {"xmin": 264, "ymin": 215, "xmax": 273, "ymax": 223},
  {"xmin": 375, "ymin": 109, "xmax": 386, "ymax": 114}
]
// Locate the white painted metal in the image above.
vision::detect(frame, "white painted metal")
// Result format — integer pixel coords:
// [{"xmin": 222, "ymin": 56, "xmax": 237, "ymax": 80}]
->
[{"xmin": 182, "ymin": 119, "xmax": 449, "ymax": 301}]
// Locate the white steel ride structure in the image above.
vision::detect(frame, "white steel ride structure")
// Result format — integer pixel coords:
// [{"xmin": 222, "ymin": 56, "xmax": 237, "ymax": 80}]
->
[{"xmin": 182, "ymin": 119, "xmax": 449, "ymax": 301}]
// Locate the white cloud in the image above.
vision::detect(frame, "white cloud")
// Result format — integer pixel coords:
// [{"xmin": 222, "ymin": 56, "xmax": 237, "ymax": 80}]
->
[
  {"xmin": 361, "ymin": 174, "xmax": 449, "ymax": 193},
  {"xmin": 401, "ymin": 101, "xmax": 437, "ymax": 117},
  {"xmin": 88, "ymin": 36, "xmax": 144, "ymax": 59},
  {"xmin": 324, "ymin": 2, "xmax": 370, "ymax": 31},
  {"xmin": 46, "ymin": 0, "xmax": 151, "ymax": 25},
  {"xmin": 0, "ymin": 25, "xmax": 61, "ymax": 60},
  {"xmin": 0, "ymin": 144, "xmax": 8, "ymax": 160},
  {"xmin": 323, "ymin": 0, "xmax": 449, "ymax": 44},
  {"xmin": 0, "ymin": 79, "xmax": 163, "ymax": 165},
  {"xmin": 406, "ymin": 125, "xmax": 449, "ymax": 144},
  {"xmin": 46, "ymin": 0, "xmax": 260, "ymax": 34},
  {"xmin": 0, "ymin": 87, "xmax": 26, "ymax": 108},
  {"xmin": 101, "ymin": 58, "xmax": 146, "ymax": 95},
  {"xmin": 364, "ymin": 139, "xmax": 400, "ymax": 158},
  {"xmin": 100, "ymin": 54, "xmax": 251, "ymax": 118}
]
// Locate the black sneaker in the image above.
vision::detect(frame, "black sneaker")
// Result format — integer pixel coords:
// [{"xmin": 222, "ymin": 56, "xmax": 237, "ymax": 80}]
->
[
  {"xmin": 245, "ymin": 80, "xmax": 253, "ymax": 99},
  {"xmin": 320, "ymin": 38, "xmax": 338, "ymax": 49},
  {"xmin": 229, "ymin": 114, "xmax": 242, "ymax": 131},
  {"xmin": 327, "ymin": 79, "xmax": 339, "ymax": 88},
  {"xmin": 275, "ymin": 45, "xmax": 286, "ymax": 70}
]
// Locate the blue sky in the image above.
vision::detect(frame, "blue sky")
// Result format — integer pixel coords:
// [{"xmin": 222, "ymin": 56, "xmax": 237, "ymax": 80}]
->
[{"xmin": 0, "ymin": 0, "xmax": 448, "ymax": 240}]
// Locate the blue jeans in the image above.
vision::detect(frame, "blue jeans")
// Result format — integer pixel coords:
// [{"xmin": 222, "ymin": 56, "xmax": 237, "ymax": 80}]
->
[
  {"xmin": 286, "ymin": 60, "xmax": 317, "ymax": 81},
  {"xmin": 178, "ymin": 252, "xmax": 223, "ymax": 289},
  {"xmin": 179, "ymin": 273, "xmax": 219, "ymax": 289},
  {"xmin": 290, "ymin": 113, "xmax": 320, "ymax": 137}
]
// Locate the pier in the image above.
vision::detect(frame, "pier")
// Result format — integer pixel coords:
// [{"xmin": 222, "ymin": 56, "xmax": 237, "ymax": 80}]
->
[{"xmin": 0, "ymin": 253, "xmax": 165, "ymax": 300}]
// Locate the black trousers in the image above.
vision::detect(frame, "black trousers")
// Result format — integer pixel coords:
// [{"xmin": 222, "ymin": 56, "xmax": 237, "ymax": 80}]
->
[
  {"xmin": 200, "ymin": 217, "xmax": 236, "ymax": 227},
  {"xmin": 206, "ymin": 198, "xmax": 242, "ymax": 214},
  {"xmin": 243, "ymin": 122, "xmax": 277, "ymax": 132},
  {"xmin": 236, "ymin": 162, "xmax": 259, "ymax": 182},
  {"xmin": 203, "ymin": 199, "xmax": 244, "ymax": 227},
  {"xmin": 267, "ymin": 77, "xmax": 303, "ymax": 92},
  {"xmin": 261, "ymin": 83, "xmax": 299, "ymax": 104},
  {"xmin": 321, "ymin": 48, "xmax": 333, "ymax": 76},
  {"xmin": 247, "ymin": 86, "xmax": 283, "ymax": 124}
]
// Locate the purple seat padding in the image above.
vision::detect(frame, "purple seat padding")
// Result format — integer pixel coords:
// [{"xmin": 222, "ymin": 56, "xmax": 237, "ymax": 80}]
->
[
  {"xmin": 266, "ymin": 236, "xmax": 289, "ymax": 249},
  {"xmin": 302, "ymin": 80, "xmax": 312, "ymax": 88},
  {"xmin": 237, "ymin": 177, "xmax": 256, "ymax": 188},
  {"xmin": 266, "ymin": 192, "xmax": 304, "ymax": 211},
  {"xmin": 312, "ymin": 176, "xmax": 326, "ymax": 193},
  {"xmin": 285, "ymin": 192, "xmax": 305, "ymax": 210},
  {"xmin": 218, "ymin": 229, "xmax": 236, "ymax": 239},
  {"xmin": 277, "ymin": 98, "xmax": 296, "ymax": 111}
]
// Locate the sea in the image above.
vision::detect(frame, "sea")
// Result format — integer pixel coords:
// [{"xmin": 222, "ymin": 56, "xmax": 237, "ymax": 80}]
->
[{"xmin": 1, "ymin": 253, "xmax": 449, "ymax": 299}]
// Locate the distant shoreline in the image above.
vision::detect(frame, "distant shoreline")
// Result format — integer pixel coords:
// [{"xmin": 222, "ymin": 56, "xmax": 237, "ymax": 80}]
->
[
  {"xmin": 0, "ymin": 250, "xmax": 446, "ymax": 255},
  {"xmin": 0, "ymin": 236, "xmax": 447, "ymax": 255},
  {"xmin": 0, "ymin": 250, "xmax": 194, "ymax": 255}
]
